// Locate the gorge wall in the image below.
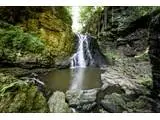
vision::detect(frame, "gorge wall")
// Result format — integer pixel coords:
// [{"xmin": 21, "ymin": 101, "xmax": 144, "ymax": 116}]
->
[
  {"xmin": 82, "ymin": 6, "xmax": 160, "ymax": 99},
  {"xmin": 0, "ymin": 6, "xmax": 74, "ymax": 68},
  {"xmin": 82, "ymin": 7, "xmax": 160, "ymax": 59}
]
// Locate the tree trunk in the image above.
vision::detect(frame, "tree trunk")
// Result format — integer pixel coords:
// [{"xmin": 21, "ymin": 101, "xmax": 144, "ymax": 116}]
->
[{"xmin": 104, "ymin": 6, "xmax": 108, "ymax": 31}]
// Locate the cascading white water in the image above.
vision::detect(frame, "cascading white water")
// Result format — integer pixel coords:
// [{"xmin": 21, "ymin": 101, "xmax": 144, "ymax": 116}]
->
[
  {"xmin": 69, "ymin": 33, "xmax": 99, "ymax": 112},
  {"xmin": 69, "ymin": 34, "xmax": 93, "ymax": 91},
  {"xmin": 70, "ymin": 34, "xmax": 92, "ymax": 68}
]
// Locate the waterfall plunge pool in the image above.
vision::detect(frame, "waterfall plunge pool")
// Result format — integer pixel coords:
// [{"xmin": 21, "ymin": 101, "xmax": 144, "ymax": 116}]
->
[{"xmin": 40, "ymin": 67, "xmax": 101, "ymax": 92}]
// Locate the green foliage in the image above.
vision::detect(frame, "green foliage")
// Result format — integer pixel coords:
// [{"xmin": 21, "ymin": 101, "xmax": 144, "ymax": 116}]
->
[
  {"xmin": 55, "ymin": 7, "xmax": 72, "ymax": 25},
  {"xmin": 0, "ymin": 21, "xmax": 45, "ymax": 61},
  {"xmin": 0, "ymin": 21, "xmax": 44, "ymax": 53},
  {"xmin": 132, "ymin": 7, "xmax": 160, "ymax": 16},
  {"xmin": 79, "ymin": 6, "xmax": 103, "ymax": 28}
]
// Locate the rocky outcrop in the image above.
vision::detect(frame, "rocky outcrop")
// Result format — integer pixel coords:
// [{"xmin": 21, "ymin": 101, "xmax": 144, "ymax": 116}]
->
[
  {"xmin": 98, "ymin": 58, "xmax": 156, "ymax": 113},
  {"xmin": 101, "ymin": 66, "xmax": 150, "ymax": 95},
  {"xmin": 117, "ymin": 29, "xmax": 148, "ymax": 57}
]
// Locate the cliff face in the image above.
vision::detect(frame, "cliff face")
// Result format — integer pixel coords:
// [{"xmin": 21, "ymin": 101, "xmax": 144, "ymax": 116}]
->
[
  {"xmin": 0, "ymin": 7, "xmax": 74, "ymax": 67},
  {"xmin": 149, "ymin": 14, "xmax": 160, "ymax": 99},
  {"xmin": 83, "ymin": 7, "xmax": 159, "ymax": 59}
]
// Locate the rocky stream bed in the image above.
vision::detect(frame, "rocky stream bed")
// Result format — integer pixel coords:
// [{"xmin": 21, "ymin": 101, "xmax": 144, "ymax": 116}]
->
[{"xmin": 1, "ymin": 58, "xmax": 159, "ymax": 113}]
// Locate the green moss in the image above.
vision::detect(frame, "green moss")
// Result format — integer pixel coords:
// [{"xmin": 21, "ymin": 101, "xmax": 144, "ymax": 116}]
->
[
  {"xmin": 126, "ymin": 96, "xmax": 152, "ymax": 112},
  {"xmin": 137, "ymin": 76, "xmax": 153, "ymax": 89},
  {"xmin": 102, "ymin": 93, "xmax": 127, "ymax": 112},
  {"xmin": 0, "ymin": 73, "xmax": 49, "ymax": 112},
  {"xmin": 32, "ymin": 92, "xmax": 49, "ymax": 112},
  {"xmin": 0, "ymin": 21, "xmax": 45, "ymax": 62},
  {"xmin": 0, "ymin": 7, "xmax": 74, "ymax": 64},
  {"xmin": 104, "ymin": 50, "xmax": 120, "ymax": 65}
]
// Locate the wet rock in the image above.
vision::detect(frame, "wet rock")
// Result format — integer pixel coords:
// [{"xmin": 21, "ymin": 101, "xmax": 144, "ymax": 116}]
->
[
  {"xmin": 54, "ymin": 57, "xmax": 70, "ymax": 69},
  {"xmin": 48, "ymin": 91, "xmax": 71, "ymax": 113},
  {"xmin": 101, "ymin": 93, "xmax": 126, "ymax": 113},
  {"xmin": 101, "ymin": 67, "xmax": 149, "ymax": 95},
  {"xmin": 14, "ymin": 52, "xmax": 58, "ymax": 69},
  {"xmin": 66, "ymin": 89, "xmax": 99, "ymax": 112},
  {"xmin": 66, "ymin": 90, "xmax": 83, "ymax": 106},
  {"xmin": 126, "ymin": 96, "xmax": 154, "ymax": 113}
]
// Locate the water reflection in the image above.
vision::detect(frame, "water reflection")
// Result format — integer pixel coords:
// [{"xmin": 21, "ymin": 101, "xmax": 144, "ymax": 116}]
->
[
  {"xmin": 70, "ymin": 68, "xmax": 85, "ymax": 90},
  {"xmin": 40, "ymin": 68, "xmax": 101, "ymax": 92}
]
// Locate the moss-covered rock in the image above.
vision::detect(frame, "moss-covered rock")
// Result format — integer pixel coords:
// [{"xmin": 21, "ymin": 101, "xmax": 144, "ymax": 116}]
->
[
  {"xmin": 0, "ymin": 73, "xmax": 49, "ymax": 112},
  {"xmin": 0, "ymin": 7, "xmax": 74, "ymax": 66},
  {"xmin": 126, "ymin": 96, "xmax": 153, "ymax": 112},
  {"xmin": 0, "ymin": 21, "xmax": 52, "ymax": 68},
  {"xmin": 48, "ymin": 91, "xmax": 71, "ymax": 113},
  {"xmin": 101, "ymin": 93, "xmax": 126, "ymax": 113}
]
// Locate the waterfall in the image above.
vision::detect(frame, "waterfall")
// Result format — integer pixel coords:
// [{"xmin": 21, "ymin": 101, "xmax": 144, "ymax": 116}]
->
[
  {"xmin": 69, "ymin": 34, "xmax": 93, "ymax": 91},
  {"xmin": 70, "ymin": 34, "xmax": 93, "ymax": 68},
  {"xmin": 69, "ymin": 33, "xmax": 106, "ymax": 91},
  {"xmin": 69, "ymin": 33, "xmax": 105, "ymax": 112}
]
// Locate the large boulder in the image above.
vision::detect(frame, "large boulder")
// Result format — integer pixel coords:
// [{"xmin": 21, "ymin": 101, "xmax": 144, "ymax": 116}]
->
[
  {"xmin": 101, "ymin": 93, "xmax": 126, "ymax": 113},
  {"xmin": 66, "ymin": 89, "xmax": 99, "ymax": 112},
  {"xmin": 100, "ymin": 93, "xmax": 155, "ymax": 113},
  {"xmin": 48, "ymin": 91, "xmax": 71, "ymax": 113}
]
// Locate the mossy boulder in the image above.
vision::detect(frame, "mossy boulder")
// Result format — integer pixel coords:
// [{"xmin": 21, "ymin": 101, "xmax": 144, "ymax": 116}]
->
[
  {"xmin": 101, "ymin": 93, "xmax": 126, "ymax": 113},
  {"xmin": 0, "ymin": 73, "xmax": 49, "ymax": 112},
  {"xmin": 48, "ymin": 91, "xmax": 71, "ymax": 113}
]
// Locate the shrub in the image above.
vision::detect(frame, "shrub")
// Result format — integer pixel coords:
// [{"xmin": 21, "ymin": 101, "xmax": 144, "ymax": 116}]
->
[{"xmin": 0, "ymin": 21, "xmax": 45, "ymax": 61}]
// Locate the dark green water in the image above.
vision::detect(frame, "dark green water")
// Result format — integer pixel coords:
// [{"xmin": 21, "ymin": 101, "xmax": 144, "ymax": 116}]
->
[{"xmin": 41, "ymin": 67, "xmax": 101, "ymax": 92}]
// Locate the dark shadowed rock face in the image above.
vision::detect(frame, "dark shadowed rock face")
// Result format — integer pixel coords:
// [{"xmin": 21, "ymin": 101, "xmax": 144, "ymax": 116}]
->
[
  {"xmin": 72, "ymin": 34, "xmax": 107, "ymax": 68},
  {"xmin": 81, "ymin": 7, "xmax": 160, "ymax": 59},
  {"xmin": 87, "ymin": 35, "xmax": 108, "ymax": 67},
  {"xmin": 149, "ymin": 14, "xmax": 160, "ymax": 98},
  {"xmin": 117, "ymin": 29, "xmax": 149, "ymax": 57}
]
